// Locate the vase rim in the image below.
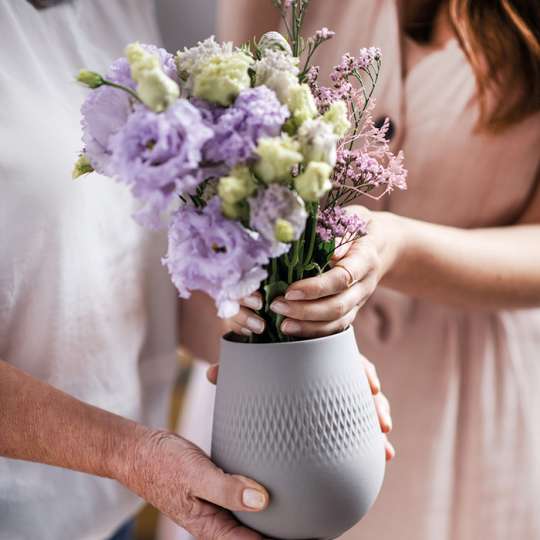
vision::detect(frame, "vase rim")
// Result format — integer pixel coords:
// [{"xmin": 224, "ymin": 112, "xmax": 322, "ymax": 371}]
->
[{"xmin": 221, "ymin": 325, "xmax": 354, "ymax": 347}]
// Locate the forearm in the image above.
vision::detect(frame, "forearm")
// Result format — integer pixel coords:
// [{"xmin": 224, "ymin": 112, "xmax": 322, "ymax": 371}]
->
[
  {"xmin": 382, "ymin": 213, "xmax": 540, "ymax": 309},
  {"xmin": 0, "ymin": 360, "xmax": 146, "ymax": 480},
  {"xmin": 178, "ymin": 292, "xmax": 224, "ymax": 364}
]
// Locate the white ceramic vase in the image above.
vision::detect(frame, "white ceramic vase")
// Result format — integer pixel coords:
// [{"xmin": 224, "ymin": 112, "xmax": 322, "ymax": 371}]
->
[{"xmin": 211, "ymin": 327, "xmax": 385, "ymax": 539}]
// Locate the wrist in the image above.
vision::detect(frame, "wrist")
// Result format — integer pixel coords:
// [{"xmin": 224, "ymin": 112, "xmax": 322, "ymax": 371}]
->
[
  {"xmin": 105, "ymin": 417, "xmax": 154, "ymax": 485},
  {"xmin": 373, "ymin": 211, "xmax": 409, "ymax": 286}
]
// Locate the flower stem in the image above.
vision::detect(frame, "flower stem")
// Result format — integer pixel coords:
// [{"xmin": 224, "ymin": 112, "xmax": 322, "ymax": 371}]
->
[
  {"xmin": 303, "ymin": 202, "xmax": 319, "ymax": 266},
  {"xmin": 102, "ymin": 79, "xmax": 143, "ymax": 103}
]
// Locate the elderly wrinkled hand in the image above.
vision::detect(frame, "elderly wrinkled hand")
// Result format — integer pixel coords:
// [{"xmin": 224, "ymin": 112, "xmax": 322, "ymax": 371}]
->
[{"xmin": 121, "ymin": 430, "xmax": 269, "ymax": 539}]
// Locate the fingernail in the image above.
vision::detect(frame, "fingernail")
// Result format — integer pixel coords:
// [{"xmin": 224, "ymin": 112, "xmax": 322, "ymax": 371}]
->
[
  {"xmin": 270, "ymin": 300, "xmax": 290, "ymax": 315},
  {"xmin": 372, "ymin": 374, "xmax": 381, "ymax": 394},
  {"xmin": 244, "ymin": 295, "xmax": 262, "ymax": 310},
  {"xmin": 247, "ymin": 317, "xmax": 265, "ymax": 334},
  {"xmin": 334, "ymin": 244, "xmax": 348, "ymax": 259},
  {"xmin": 285, "ymin": 290, "xmax": 305, "ymax": 301},
  {"xmin": 240, "ymin": 327, "xmax": 252, "ymax": 337},
  {"xmin": 387, "ymin": 441, "xmax": 396, "ymax": 460},
  {"xmin": 242, "ymin": 488, "xmax": 266, "ymax": 510},
  {"xmin": 382, "ymin": 414, "xmax": 392, "ymax": 433},
  {"xmin": 282, "ymin": 320, "xmax": 301, "ymax": 334}
]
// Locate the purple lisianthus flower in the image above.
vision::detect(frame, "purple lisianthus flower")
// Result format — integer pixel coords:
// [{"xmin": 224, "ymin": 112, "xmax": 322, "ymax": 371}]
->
[
  {"xmin": 110, "ymin": 99, "xmax": 213, "ymax": 228},
  {"xmin": 81, "ymin": 85, "xmax": 132, "ymax": 176},
  {"xmin": 249, "ymin": 184, "xmax": 308, "ymax": 257},
  {"xmin": 163, "ymin": 197, "xmax": 270, "ymax": 317},
  {"xmin": 106, "ymin": 44, "xmax": 178, "ymax": 89},
  {"xmin": 199, "ymin": 86, "xmax": 289, "ymax": 168},
  {"xmin": 80, "ymin": 45, "xmax": 178, "ymax": 177}
]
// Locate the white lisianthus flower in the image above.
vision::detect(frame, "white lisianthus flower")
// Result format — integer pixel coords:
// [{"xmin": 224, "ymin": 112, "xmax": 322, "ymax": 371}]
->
[
  {"xmin": 176, "ymin": 36, "xmax": 234, "ymax": 82},
  {"xmin": 255, "ymin": 49, "xmax": 300, "ymax": 103},
  {"xmin": 125, "ymin": 43, "xmax": 180, "ymax": 112},
  {"xmin": 192, "ymin": 52, "xmax": 253, "ymax": 106},
  {"xmin": 287, "ymin": 84, "xmax": 318, "ymax": 126},
  {"xmin": 176, "ymin": 37, "xmax": 253, "ymax": 105},
  {"xmin": 254, "ymin": 134, "xmax": 303, "ymax": 184},
  {"xmin": 323, "ymin": 100, "xmax": 351, "ymax": 137},
  {"xmin": 137, "ymin": 69, "xmax": 181, "ymax": 112},
  {"xmin": 258, "ymin": 31, "xmax": 292, "ymax": 56},
  {"xmin": 218, "ymin": 166, "xmax": 257, "ymax": 219},
  {"xmin": 294, "ymin": 161, "xmax": 333, "ymax": 202},
  {"xmin": 298, "ymin": 117, "xmax": 339, "ymax": 167}
]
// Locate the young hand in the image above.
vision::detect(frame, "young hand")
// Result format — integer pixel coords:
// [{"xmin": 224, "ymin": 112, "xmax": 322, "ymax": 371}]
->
[
  {"xmin": 227, "ymin": 207, "xmax": 401, "ymax": 339},
  {"xmin": 223, "ymin": 207, "xmax": 401, "ymax": 461}
]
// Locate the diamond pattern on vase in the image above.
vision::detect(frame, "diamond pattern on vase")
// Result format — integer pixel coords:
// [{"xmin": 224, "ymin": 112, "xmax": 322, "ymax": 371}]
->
[{"xmin": 212, "ymin": 376, "xmax": 379, "ymax": 466}]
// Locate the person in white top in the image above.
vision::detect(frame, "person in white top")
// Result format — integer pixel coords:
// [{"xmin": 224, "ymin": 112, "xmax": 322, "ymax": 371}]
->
[{"xmin": 0, "ymin": 2, "xmax": 271, "ymax": 539}]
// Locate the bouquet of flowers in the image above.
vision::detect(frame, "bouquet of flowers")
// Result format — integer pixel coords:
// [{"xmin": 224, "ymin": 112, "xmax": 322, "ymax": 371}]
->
[{"xmin": 73, "ymin": 0, "xmax": 406, "ymax": 343}]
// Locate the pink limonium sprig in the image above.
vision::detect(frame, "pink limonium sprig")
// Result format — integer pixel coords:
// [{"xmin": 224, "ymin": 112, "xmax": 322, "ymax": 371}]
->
[
  {"xmin": 308, "ymin": 49, "xmax": 382, "ymax": 135},
  {"xmin": 325, "ymin": 102, "xmax": 407, "ymax": 208},
  {"xmin": 317, "ymin": 206, "xmax": 367, "ymax": 243},
  {"xmin": 297, "ymin": 27, "xmax": 336, "ymax": 81}
]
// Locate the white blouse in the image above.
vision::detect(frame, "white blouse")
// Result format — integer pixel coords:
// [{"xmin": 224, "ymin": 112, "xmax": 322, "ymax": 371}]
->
[{"xmin": 0, "ymin": 2, "xmax": 178, "ymax": 539}]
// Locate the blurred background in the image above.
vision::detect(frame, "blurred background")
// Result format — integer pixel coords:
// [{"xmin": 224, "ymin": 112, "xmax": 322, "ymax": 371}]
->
[
  {"xmin": 156, "ymin": 0, "xmax": 216, "ymax": 53},
  {"xmin": 135, "ymin": 3, "xmax": 217, "ymax": 539}
]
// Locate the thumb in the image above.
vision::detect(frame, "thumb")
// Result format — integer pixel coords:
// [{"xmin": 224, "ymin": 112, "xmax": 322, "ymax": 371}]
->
[{"xmin": 188, "ymin": 450, "xmax": 269, "ymax": 513}]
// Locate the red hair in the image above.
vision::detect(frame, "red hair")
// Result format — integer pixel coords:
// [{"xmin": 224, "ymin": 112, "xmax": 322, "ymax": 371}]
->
[{"xmin": 450, "ymin": 0, "xmax": 540, "ymax": 131}]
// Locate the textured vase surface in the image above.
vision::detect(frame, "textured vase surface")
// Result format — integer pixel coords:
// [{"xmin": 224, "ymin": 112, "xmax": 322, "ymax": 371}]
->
[{"xmin": 211, "ymin": 327, "xmax": 385, "ymax": 540}]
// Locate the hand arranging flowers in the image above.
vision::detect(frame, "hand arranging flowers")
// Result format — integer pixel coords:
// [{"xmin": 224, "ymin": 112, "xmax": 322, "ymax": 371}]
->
[{"xmin": 74, "ymin": 0, "xmax": 406, "ymax": 343}]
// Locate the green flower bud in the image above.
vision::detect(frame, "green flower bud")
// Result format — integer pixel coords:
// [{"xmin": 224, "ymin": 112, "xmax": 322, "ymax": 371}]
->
[
  {"xmin": 274, "ymin": 218, "xmax": 295, "ymax": 243},
  {"xmin": 254, "ymin": 135, "xmax": 303, "ymax": 184},
  {"xmin": 258, "ymin": 31, "xmax": 293, "ymax": 56},
  {"xmin": 218, "ymin": 166, "xmax": 256, "ymax": 204},
  {"xmin": 192, "ymin": 52, "xmax": 252, "ymax": 106},
  {"xmin": 76, "ymin": 70, "xmax": 104, "ymax": 89},
  {"xmin": 72, "ymin": 154, "xmax": 94, "ymax": 179},
  {"xmin": 323, "ymin": 100, "xmax": 351, "ymax": 137},
  {"xmin": 294, "ymin": 161, "xmax": 333, "ymax": 202},
  {"xmin": 287, "ymin": 84, "xmax": 318, "ymax": 126}
]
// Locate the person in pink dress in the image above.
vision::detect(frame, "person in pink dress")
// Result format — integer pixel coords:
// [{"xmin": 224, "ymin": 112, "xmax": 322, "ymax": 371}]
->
[{"xmin": 168, "ymin": 1, "xmax": 540, "ymax": 539}]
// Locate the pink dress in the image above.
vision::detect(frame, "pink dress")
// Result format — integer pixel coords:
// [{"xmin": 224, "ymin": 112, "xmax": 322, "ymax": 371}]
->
[{"xmin": 161, "ymin": 2, "xmax": 540, "ymax": 539}]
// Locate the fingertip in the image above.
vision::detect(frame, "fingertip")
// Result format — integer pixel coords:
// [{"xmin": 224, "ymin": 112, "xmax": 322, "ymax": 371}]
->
[
  {"xmin": 284, "ymin": 289, "xmax": 305, "ymax": 301},
  {"xmin": 236, "ymin": 475, "xmax": 270, "ymax": 512},
  {"xmin": 385, "ymin": 440, "xmax": 396, "ymax": 461},
  {"xmin": 246, "ymin": 316, "xmax": 265, "ymax": 334},
  {"xmin": 206, "ymin": 364, "xmax": 219, "ymax": 384},
  {"xmin": 332, "ymin": 243, "xmax": 350, "ymax": 260},
  {"xmin": 369, "ymin": 373, "xmax": 381, "ymax": 395},
  {"xmin": 242, "ymin": 488, "xmax": 268, "ymax": 511},
  {"xmin": 381, "ymin": 413, "xmax": 392, "ymax": 433},
  {"xmin": 280, "ymin": 319, "xmax": 301, "ymax": 335},
  {"xmin": 243, "ymin": 294, "xmax": 263, "ymax": 310}
]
